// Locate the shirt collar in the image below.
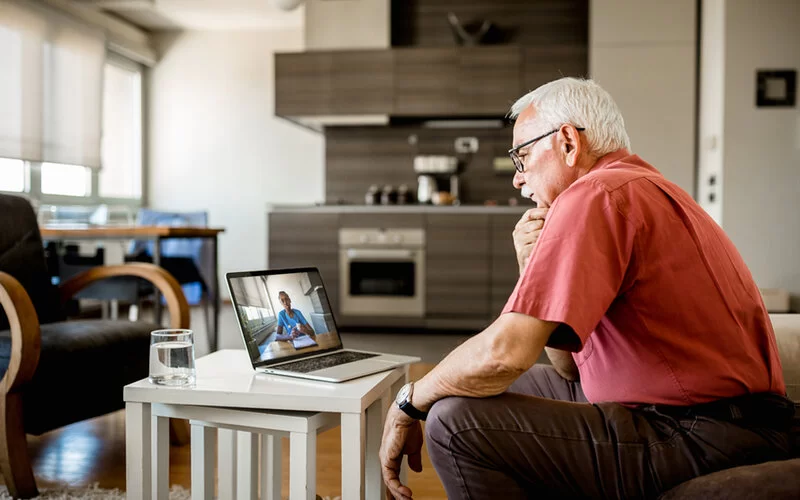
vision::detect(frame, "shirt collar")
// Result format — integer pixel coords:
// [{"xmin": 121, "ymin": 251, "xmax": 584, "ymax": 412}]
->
[{"xmin": 589, "ymin": 148, "xmax": 630, "ymax": 172}]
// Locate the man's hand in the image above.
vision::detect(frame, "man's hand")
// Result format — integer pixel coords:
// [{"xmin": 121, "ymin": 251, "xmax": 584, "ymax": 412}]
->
[
  {"xmin": 380, "ymin": 405, "xmax": 424, "ymax": 500},
  {"xmin": 513, "ymin": 207, "xmax": 549, "ymax": 273}
]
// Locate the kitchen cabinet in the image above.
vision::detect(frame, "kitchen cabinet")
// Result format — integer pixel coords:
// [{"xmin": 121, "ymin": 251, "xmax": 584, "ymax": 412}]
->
[
  {"xmin": 276, "ymin": 45, "xmax": 583, "ymax": 120},
  {"xmin": 522, "ymin": 45, "xmax": 588, "ymax": 92},
  {"xmin": 425, "ymin": 214, "xmax": 490, "ymax": 318},
  {"xmin": 268, "ymin": 213, "xmax": 341, "ymax": 312},
  {"xmin": 490, "ymin": 214, "xmax": 523, "ymax": 317},
  {"xmin": 459, "ymin": 46, "xmax": 522, "ymax": 115},
  {"xmin": 392, "ymin": 48, "xmax": 461, "ymax": 116},
  {"xmin": 275, "ymin": 50, "xmax": 393, "ymax": 117}
]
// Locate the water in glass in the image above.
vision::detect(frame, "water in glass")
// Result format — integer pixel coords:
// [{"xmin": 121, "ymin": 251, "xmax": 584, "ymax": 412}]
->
[{"xmin": 149, "ymin": 329, "xmax": 196, "ymax": 386}]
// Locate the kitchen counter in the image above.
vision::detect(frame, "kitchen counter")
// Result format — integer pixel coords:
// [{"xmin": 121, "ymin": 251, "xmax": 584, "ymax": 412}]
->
[{"xmin": 268, "ymin": 204, "xmax": 529, "ymax": 214}]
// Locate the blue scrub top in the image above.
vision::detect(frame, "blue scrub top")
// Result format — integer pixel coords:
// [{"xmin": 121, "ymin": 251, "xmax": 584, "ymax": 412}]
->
[{"xmin": 277, "ymin": 308, "xmax": 309, "ymax": 332}]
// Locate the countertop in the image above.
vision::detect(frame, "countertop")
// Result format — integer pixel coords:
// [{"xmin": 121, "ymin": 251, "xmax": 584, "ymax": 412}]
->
[{"xmin": 267, "ymin": 204, "xmax": 529, "ymax": 214}]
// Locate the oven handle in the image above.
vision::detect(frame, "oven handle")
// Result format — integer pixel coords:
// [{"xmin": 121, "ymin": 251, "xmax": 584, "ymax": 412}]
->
[{"xmin": 346, "ymin": 248, "xmax": 415, "ymax": 260}]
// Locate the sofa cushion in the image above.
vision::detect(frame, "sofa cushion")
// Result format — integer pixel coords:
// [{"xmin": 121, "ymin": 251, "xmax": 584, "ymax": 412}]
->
[
  {"xmin": 0, "ymin": 319, "xmax": 157, "ymax": 435},
  {"xmin": 659, "ymin": 458, "xmax": 800, "ymax": 500},
  {"xmin": 0, "ymin": 194, "xmax": 64, "ymax": 329}
]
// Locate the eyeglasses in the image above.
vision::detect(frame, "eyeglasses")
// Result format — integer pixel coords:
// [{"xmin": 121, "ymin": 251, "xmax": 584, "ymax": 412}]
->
[{"xmin": 508, "ymin": 126, "xmax": 586, "ymax": 173}]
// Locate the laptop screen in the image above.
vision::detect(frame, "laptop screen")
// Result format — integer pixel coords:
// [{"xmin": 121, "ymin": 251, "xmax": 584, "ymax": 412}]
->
[{"xmin": 226, "ymin": 268, "xmax": 343, "ymax": 367}]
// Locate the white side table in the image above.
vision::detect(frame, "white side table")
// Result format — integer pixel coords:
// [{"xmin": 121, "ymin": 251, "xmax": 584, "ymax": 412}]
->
[
  {"xmin": 152, "ymin": 404, "xmax": 339, "ymax": 500},
  {"xmin": 124, "ymin": 350, "xmax": 414, "ymax": 500}
]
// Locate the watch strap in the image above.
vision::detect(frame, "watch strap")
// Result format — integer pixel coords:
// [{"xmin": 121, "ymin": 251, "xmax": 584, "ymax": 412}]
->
[{"xmin": 398, "ymin": 400, "xmax": 429, "ymax": 421}]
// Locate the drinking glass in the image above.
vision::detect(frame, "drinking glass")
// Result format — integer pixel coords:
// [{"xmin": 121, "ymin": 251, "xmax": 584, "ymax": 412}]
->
[{"xmin": 149, "ymin": 329, "xmax": 196, "ymax": 386}]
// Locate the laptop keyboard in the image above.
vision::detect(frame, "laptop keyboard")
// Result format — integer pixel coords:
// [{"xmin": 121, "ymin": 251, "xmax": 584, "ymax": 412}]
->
[{"xmin": 273, "ymin": 351, "xmax": 379, "ymax": 374}]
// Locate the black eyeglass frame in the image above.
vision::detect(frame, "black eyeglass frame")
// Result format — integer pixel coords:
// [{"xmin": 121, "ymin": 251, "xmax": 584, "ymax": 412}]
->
[{"xmin": 508, "ymin": 126, "xmax": 586, "ymax": 173}]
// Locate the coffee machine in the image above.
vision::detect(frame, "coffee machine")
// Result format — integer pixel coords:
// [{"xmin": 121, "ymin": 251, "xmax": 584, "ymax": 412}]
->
[{"xmin": 414, "ymin": 155, "xmax": 461, "ymax": 205}]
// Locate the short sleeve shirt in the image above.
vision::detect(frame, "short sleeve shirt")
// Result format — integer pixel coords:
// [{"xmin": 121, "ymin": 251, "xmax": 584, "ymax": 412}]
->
[
  {"xmin": 502, "ymin": 149, "xmax": 785, "ymax": 405},
  {"xmin": 277, "ymin": 309, "xmax": 309, "ymax": 331}
]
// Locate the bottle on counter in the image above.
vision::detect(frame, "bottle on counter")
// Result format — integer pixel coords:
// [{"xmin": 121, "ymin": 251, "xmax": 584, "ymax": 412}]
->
[
  {"xmin": 397, "ymin": 184, "xmax": 412, "ymax": 205},
  {"xmin": 380, "ymin": 185, "xmax": 397, "ymax": 205},
  {"xmin": 365, "ymin": 184, "xmax": 380, "ymax": 205}
]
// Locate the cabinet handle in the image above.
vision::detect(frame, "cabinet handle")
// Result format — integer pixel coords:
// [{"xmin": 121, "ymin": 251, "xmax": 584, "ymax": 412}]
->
[{"xmin": 346, "ymin": 249, "xmax": 415, "ymax": 260}]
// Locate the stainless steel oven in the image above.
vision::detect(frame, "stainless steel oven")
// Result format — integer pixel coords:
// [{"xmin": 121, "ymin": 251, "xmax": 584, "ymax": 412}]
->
[{"xmin": 339, "ymin": 228, "xmax": 425, "ymax": 317}]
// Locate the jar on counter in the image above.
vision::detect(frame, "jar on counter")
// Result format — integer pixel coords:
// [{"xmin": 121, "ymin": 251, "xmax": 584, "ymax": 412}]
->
[
  {"xmin": 380, "ymin": 185, "xmax": 397, "ymax": 205},
  {"xmin": 365, "ymin": 185, "xmax": 380, "ymax": 205}
]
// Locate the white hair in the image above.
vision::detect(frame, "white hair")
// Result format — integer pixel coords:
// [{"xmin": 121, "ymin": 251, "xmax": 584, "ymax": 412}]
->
[{"xmin": 509, "ymin": 77, "xmax": 631, "ymax": 155}]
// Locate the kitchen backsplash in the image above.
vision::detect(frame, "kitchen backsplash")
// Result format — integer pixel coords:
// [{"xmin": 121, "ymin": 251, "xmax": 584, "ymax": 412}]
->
[{"xmin": 325, "ymin": 125, "xmax": 521, "ymax": 205}]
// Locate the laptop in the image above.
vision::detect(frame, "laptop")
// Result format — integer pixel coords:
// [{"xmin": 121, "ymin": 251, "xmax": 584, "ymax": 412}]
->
[{"xmin": 226, "ymin": 267, "xmax": 420, "ymax": 382}]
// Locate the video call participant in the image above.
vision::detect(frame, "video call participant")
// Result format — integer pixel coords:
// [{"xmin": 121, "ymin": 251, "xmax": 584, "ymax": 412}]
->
[{"xmin": 274, "ymin": 291, "xmax": 316, "ymax": 341}]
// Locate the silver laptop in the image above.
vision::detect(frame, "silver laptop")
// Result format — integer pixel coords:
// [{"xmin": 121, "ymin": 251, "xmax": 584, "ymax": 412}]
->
[{"xmin": 226, "ymin": 267, "xmax": 419, "ymax": 382}]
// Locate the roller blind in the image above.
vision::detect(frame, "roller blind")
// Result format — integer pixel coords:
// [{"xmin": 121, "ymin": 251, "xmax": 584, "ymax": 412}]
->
[{"xmin": 0, "ymin": 0, "xmax": 105, "ymax": 168}]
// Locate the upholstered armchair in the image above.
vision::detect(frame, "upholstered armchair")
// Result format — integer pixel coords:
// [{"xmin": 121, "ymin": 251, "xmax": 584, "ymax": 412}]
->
[{"xmin": 0, "ymin": 194, "xmax": 191, "ymax": 499}]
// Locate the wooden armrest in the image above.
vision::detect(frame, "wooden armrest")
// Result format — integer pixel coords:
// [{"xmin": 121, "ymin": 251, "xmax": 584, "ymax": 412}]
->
[
  {"xmin": 59, "ymin": 263, "xmax": 190, "ymax": 330},
  {"xmin": 0, "ymin": 272, "xmax": 41, "ymax": 394}
]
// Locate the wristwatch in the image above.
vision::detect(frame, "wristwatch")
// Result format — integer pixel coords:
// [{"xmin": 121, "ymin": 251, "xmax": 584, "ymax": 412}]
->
[{"xmin": 395, "ymin": 382, "xmax": 428, "ymax": 421}]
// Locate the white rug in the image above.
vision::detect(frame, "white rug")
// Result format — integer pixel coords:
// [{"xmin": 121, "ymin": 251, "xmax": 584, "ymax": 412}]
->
[
  {"xmin": 0, "ymin": 484, "xmax": 190, "ymax": 499},
  {"xmin": 0, "ymin": 485, "xmax": 340, "ymax": 500}
]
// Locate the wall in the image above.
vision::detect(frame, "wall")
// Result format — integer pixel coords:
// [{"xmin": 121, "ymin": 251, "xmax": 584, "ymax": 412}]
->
[
  {"xmin": 589, "ymin": 0, "xmax": 697, "ymax": 194},
  {"xmin": 715, "ymin": 0, "xmax": 800, "ymax": 309},
  {"xmin": 265, "ymin": 273, "xmax": 315, "ymax": 318},
  {"xmin": 147, "ymin": 30, "xmax": 325, "ymax": 303},
  {"xmin": 304, "ymin": 0, "xmax": 389, "ymax": 50}
]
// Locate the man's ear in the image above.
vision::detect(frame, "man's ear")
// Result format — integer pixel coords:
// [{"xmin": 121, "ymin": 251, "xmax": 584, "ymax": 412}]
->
[{"xmin": 560, "ymin": 124, "xmax": 581, "ymax": 167}]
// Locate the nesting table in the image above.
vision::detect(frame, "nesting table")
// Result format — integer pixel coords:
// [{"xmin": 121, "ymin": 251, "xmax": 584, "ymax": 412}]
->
[{"xmin": 123, "ymin": 349, "xmax": 412, "ymax": 500}]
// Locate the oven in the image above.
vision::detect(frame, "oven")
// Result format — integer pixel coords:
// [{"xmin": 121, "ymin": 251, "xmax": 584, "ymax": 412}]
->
[{"xmin": 339, "ymin": 228, "xmax": 425, "ymax": 317}]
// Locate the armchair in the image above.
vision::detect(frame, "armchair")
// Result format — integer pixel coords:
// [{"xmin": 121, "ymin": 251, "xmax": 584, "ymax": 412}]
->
[{"xmin": 0, "ymin": 194, "xmax": 190, "ymax": 499}]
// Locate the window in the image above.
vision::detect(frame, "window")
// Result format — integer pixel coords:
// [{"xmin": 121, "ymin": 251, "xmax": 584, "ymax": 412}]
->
[
  {"xmin": 0, "ymin": 158, "xmax": 26, "ymax": 192},
  {"xmin": 100, "ymin": 59, "xmax": 142, "ymax": 200},
  {"xmin": 41, "ymin": 162, "xmax": 91, "ymax": 196}
]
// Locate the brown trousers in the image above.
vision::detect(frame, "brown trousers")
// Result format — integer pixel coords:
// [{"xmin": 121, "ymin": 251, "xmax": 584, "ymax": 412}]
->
[{"xmin": 424, "ymin": 365, "xmax": 794, "ymax": 499}]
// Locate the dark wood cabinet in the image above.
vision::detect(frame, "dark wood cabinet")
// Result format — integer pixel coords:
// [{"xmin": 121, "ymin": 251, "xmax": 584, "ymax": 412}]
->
[
  {"xmin": 490, "ymin": 214, "xmax": 522, "ymax": 317},
  {"xmin": 275, "ymin": 50, "xmax": 393, "ymax": 117},
  {"xmin": 277, "ymin": 45, "xmax": 584, "ymax": 119},
  {"xmin": 459, "ymin": 46, "xmax": 522, "ymax": 116},
  {"xmin": 521, "ymin": 45, "xmax": 588, "ymax": 93},
  {"xmin": 392, "ymin": 48, "xmax": 460, "ymax": 116},
  {"xmin": 268, "ymin": 213, "xmax": 341, "ymax": 312},
  {"xmin": 275, "ymin": 52, "xmax": 333, "ymax": 116},
  {"xmin": 425, "ymin": 214, "xmax": 490, "ymax": 318},
  {"xmin": 339, "ymin": 213, "xmax": 424, "ymax": 229}
]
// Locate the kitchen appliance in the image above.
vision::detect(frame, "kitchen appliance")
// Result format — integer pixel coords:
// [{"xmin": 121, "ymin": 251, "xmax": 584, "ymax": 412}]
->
[
  {"xmin": 339, "ymin": 228, "xmax": 425, "ymax": 317},
  {"xmin": 414, "ymin": 155, "xmax": 461, "ymax": 205},
  {"xmin": 416, "ymin": 175, "xmax": 436, "ymax": 204}
]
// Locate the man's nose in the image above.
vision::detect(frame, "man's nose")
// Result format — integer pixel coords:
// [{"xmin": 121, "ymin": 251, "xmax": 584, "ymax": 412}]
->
[{"xmin": 512, "ymin": 171, "xmax": 524, "ymax": 189}]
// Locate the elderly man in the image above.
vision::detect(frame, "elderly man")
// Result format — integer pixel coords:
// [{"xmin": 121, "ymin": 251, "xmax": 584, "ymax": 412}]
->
[{"xmin": 379, "ymin": 78, "xmax": 794, "ymax": 499}]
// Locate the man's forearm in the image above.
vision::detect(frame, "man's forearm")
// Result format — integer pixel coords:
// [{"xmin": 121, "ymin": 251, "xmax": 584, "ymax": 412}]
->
[{"xmin": 411, "ymin": 313, "xmax": 558, "ymax": 412}]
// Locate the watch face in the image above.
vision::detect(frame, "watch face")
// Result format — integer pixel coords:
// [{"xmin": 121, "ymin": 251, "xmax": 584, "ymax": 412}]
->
[{"xmin": 395, "ymin": 383, "xmax": 411, "ymax": 405}]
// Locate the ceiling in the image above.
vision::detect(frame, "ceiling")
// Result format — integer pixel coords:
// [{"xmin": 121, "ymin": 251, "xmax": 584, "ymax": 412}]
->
[{"xmin": 77, "ymin": 0, "xmax": 305, "ymax": 31}]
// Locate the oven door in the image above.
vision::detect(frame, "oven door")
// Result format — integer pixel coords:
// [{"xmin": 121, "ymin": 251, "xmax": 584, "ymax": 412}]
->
[{"xmin": 339, "ymin": 248, "xmax": 425, "ymax": 317}]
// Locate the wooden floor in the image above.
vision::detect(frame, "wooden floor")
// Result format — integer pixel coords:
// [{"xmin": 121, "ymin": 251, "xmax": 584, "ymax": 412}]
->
[{"xmin": 2, "ymin": 364, "xmax": 447, "ymax": 499}]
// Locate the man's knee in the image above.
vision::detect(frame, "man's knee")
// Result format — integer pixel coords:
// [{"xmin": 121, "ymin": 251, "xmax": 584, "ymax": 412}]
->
[{"xmin": 425, "ymin": 396, "xmax": 472, "ymax": 447}]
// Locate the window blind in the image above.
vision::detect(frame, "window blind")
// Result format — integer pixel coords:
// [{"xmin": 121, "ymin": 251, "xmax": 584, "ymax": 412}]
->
[{"xmin": 0, "ymin": 0, "xmax": 105, "ymax": 169}]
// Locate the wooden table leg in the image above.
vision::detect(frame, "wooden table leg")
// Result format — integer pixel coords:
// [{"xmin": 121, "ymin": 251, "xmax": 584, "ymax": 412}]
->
[
  {"xmin": 261, "ymin": 433, "xmax": 282, "ymax": 500},
  {"xmin": 237, "ymin": 432, "xmax": 259, "ymax": 500},
  {"xmin": 289, "ymin": 430, "xmax": 316, "ymax": 500},
  {"xmin": 365, "ymin": 393, "xmax": 389, "ymax": 499},
  {"xmin": 152, "ymin": 414, "xmax": 170, "ymax": 499},
  {"xmin": 126, "ymin": 402, "xmax": 151, "ymax": 500},
  {"xmin": 218, "ymin": 428, "xmax": 238, "ymax": 499},
  {"xmin": 340, "ymin": 412, "xmax": 365, "ymax": 500},
  {"xmin": 191, "ymin": 423, "xmax": 215, "ymax": 500}
]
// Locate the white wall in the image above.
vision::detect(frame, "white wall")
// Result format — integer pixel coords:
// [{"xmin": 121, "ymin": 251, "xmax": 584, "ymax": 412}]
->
[
  {"xmin": 715, "ymin": 0, "xmax": 800, "ymax": 309},
  {"xmin": 590, "ymin": 0, "xmax": 697, "ymax": 194},
  {"xmin": 147, "ymin": 30, "xmax": 325, "ymax": 301},
  {"xmin": 304, "ymin": 0, "xmax": 389, "ymax": 50}
]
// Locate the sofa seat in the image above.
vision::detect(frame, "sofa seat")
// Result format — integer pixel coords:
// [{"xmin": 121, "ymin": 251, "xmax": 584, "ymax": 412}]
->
[{"xmin": 0, "ymin": 319, "xmax": 158, "ymax": 435}]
